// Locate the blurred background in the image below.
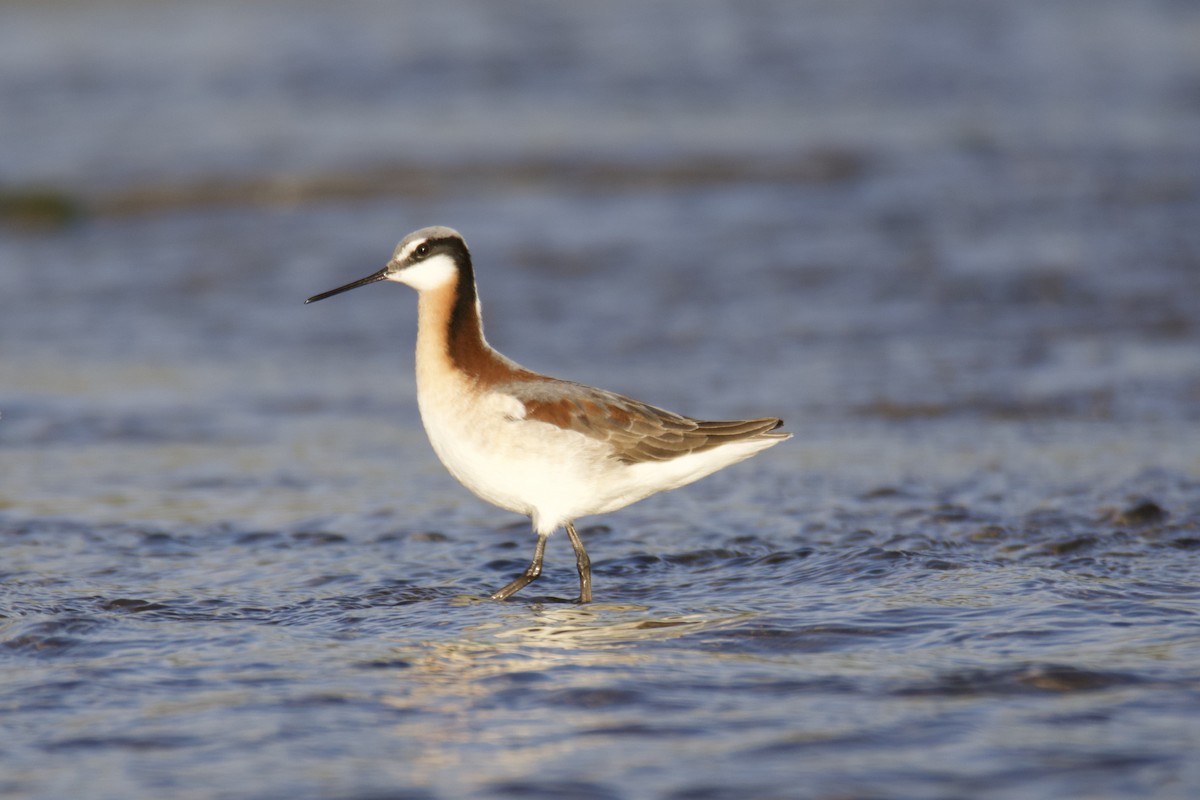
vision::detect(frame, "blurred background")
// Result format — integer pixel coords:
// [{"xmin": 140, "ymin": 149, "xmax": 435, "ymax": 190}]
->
[
  {"xmin": 3, "ymin": 0, "xmax": 1197, "ymax": 522},
  {"xmin": 2, "ymin": 2, "xmax": 1199, "ymax": 799}
]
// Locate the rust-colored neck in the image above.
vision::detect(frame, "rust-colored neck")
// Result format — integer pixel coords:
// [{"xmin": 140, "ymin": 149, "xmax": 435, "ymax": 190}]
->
[{"xmin": 415, "ymin": 264, "xmax": 533, "ymax": 387}]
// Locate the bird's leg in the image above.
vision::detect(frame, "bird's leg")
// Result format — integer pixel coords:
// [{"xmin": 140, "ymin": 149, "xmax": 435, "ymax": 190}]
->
[
  {"xmin": 565, "ymin": 521, "xmax": 593, "ymax": 604},
  {"xmin": 491, "ymin": 532, "xmax": 548, "ymax": 601}
]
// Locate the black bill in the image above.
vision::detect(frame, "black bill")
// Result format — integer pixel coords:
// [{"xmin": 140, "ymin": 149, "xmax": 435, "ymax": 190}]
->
[{"xmin": 304, "ymin": 267, "xmax": 389, "ymax": 304}]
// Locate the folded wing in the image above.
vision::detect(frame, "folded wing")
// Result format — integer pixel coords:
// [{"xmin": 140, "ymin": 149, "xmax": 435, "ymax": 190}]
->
[{"xmin": 505, "ymin": 379, "xmax": 788, "ymax": 464}]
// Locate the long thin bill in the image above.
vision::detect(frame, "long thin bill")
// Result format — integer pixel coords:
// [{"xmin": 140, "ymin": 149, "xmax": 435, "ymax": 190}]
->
[{"xmin": 304, "ymin": 268, "xmax": 389, "ymax": 304}]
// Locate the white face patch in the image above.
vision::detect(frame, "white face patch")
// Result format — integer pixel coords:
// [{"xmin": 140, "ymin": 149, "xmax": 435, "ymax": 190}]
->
[{"xmin": 388, "ymin": 251, "xmax": 457, "ymax": 291}]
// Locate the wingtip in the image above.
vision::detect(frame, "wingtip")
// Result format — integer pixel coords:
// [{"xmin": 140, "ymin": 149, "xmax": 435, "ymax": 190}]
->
[{"xmin": 766, "ymin": 418, "xmax": 792, "ymax": 441}]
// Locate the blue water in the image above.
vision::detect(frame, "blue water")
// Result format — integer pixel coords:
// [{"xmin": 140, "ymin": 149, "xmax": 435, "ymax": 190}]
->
[{"xmin": 3, "ymin": 2, "xmax": 1200, "ymax": 798}]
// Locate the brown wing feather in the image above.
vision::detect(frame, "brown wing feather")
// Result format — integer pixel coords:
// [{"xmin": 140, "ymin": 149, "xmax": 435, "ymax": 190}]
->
[{"xmin": 505, "ymin": 379, "xmax": 786, "ymax": 464}]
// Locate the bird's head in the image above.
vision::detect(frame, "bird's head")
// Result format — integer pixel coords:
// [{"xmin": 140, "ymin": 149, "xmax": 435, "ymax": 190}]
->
[{"xmin": 305, "ymin": 226, "xmax": 468, "ymax": 304}]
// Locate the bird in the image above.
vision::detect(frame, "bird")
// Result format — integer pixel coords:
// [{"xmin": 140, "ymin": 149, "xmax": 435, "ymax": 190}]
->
[{"xmin": 305, "ymin": 226, "xmax": 790, "ymax": 603}]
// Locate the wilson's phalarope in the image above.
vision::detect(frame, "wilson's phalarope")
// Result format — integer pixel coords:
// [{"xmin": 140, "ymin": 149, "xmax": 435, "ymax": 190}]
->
[{"xmin": 306, "ymin": 226, "xmax": 790, "ymax": 603}]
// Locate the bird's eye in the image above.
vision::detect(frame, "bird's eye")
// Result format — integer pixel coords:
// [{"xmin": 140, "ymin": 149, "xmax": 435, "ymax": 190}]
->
[{"xmin": 415, "ymin": 243, "xmax": 430, "ymax": 258}]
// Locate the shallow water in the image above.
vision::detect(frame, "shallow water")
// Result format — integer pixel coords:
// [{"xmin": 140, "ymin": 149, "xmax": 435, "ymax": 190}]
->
[{"xmin": 3, "ymin": 2, "xmax": 1200, "ymax": 799}]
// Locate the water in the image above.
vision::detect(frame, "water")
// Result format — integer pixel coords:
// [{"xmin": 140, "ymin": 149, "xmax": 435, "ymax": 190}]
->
[{"xmin": 3, "ymin": 1, "xmax": 1200, "ymax": 798}]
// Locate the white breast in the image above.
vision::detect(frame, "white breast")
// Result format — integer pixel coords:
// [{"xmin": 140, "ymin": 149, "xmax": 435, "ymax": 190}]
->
[{"xmin": 416, "ymin": 378, "xmax": 622, "ymax": 532}]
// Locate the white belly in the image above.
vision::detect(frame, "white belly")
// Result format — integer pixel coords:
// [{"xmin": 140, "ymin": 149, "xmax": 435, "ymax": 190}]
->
[{"xmin": 417, "ymin": 380, "xmax": 622, "ymax": 533}]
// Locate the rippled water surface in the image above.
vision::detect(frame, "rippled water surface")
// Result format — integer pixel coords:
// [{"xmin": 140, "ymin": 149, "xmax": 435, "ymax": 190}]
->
[{"xmin": 3, "ymin": 2, "xmax": 1200, "ymax": 798}]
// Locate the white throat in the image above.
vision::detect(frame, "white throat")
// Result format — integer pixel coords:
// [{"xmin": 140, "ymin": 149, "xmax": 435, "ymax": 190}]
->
[{"xmin": 389, "ymin": 253, "xmax": 457, "ymax": 292}]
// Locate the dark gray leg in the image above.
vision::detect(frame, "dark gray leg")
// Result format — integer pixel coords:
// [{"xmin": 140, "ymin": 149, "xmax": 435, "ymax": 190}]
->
[
  {"xmin": 491, "ymin": 532, "xmax": 548, "ymax": 601},
  {"xmin": 564, "ymin": 522, "xmax": 592, "ymax": 604}
]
